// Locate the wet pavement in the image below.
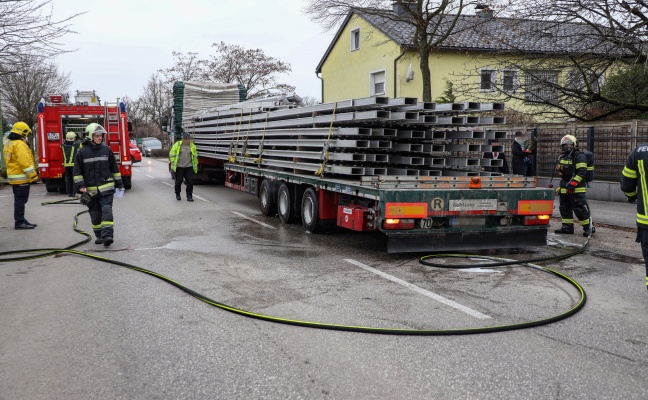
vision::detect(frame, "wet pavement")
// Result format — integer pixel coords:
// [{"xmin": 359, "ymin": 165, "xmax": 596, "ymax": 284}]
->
[{"xmin": 1, "ymin": 158, "xmax": 647, "ymax": 400}]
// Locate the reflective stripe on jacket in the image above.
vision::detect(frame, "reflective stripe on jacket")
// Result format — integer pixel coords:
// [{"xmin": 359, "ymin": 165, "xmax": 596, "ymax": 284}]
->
[
  {"xmin": 73, "ymin": 140, "xmax": 122, "ymax": 195},
  {"xmin": 61, "ymin": 140, "xmax": 81, "ymax": 167},
  {"xmin": 3, "ymin": 139, "xmax": 37, "ymax": 185},
  {"xmin": 621, "ymin": 144, "xmax": 648, "ymax": 227},
  {"xmin": 559, "ymin": 151, "xmax": 588, "ymax": 194},
  {"xmin": 169, "ymin": 141, "xmax": 198, "ymax": 173}
]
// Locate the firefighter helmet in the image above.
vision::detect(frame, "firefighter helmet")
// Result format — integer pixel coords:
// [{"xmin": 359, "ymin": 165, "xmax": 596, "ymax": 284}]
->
[
  {"xmin": 66, "ymin": 132, "xmax": 77, "ymax": 141},
  {"xmin": 560, "ymin": 135, "xmax": 578, "ymax": 148},
  {"xmin": 11, "ymin": 121, "xmax": 31, "ymax": 137},
  {"xmin": 85, "ymin": 123, "xmax": 106, "ymax": 139}
]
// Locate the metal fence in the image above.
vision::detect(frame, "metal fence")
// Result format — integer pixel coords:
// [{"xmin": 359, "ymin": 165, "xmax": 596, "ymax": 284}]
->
[{"xmin": 492, "ymin": 121, "xmax": 648, "ymax": 182}]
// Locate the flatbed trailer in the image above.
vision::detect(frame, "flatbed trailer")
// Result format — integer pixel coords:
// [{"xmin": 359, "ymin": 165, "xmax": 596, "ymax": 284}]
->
[{"xmin": 224, "ymin": 164, "xmax": 554, "ymax": 253}]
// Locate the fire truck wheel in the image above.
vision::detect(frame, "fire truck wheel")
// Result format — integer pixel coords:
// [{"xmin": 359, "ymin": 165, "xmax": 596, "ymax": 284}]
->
[
  {"xmin": 277, "ymin": 182, "xmax": 297, "ymax": 224},
  {"xmin": 123, "ymin": 176, "xmax": 132, "ymax": 190},
  {"xmin": 259, "ymin": 179, "xmax": 277, "ymax": 217},
  {"xmin": 45, "ymin": 181, "xmax": 59, "ymax": 193}
]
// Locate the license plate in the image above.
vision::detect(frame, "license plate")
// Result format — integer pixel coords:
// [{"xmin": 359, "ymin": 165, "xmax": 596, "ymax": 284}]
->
[
  {"xmin": 420, "ymin": 218, "xmax": 434, "ymax": 229},
  {"xmin": 47, "ymin": 132, "xmax": 60, "ymax": 141},
  {"xmin": 449, "ymin": 199, "xmax": 497, "ymax": 212}
]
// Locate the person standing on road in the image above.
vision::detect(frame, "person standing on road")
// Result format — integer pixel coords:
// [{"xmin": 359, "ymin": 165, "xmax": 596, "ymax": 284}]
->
[
  {"xmin": 169, "ymin": 132, "xmax": 198, "ymax": 202},
  {"xmin": 73, "ymin": 123, "xmax": 123, "ymax": 247},
  {"xmin": 3, "ymin": 122, "xmax": 38, "ymax": 230},
  {"xmin": 511, "ymin": 131, "xmax": 533, "ymax": 176},
  {"xmin": 620, "ymin": 144, "xmax": 648, "ymax": 292},
  {"xmin": 555, "ymin": 135, "xmax": 592, "ymax": 237},
  {"xmin": 61, "ymin": 131, "xmax": 81, "ymax": 197}
]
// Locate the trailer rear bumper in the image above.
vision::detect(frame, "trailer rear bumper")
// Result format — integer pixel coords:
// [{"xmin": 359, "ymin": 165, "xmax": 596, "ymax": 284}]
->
[{"xmin": 386, "ymin": 228, "xmax": 548, "ymax": 254}]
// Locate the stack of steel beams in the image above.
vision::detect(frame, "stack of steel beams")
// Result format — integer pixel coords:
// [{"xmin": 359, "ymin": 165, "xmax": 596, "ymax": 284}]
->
[{"xmin": 181, "ymin": 96, "xmax": 507, "ymax": 178}]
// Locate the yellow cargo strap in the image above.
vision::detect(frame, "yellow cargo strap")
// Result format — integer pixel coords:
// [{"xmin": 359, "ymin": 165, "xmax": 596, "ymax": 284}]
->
[{"xmin": 315, "ymin": 102, "xmax": 337, "ymax": 177}]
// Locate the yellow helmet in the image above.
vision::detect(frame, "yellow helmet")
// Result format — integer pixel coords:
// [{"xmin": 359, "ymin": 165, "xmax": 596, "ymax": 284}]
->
[
  {"xmin": 11, "ymin": 121, "xmax": 31, "ymax": 137},
  {"xmin": 560, "ymin": 134, "xmax": 577, "ymax": 147},
  {"xmin": 66, "ymin": 132, "xmax": 77, "ymax": 141}
]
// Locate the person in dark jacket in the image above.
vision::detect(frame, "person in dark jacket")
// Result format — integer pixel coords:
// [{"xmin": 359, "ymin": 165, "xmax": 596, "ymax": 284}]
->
[
  {"xmin": 483, "ymin": 139, "xmax": 509, "ymax": 174},
  {"xmin": 73, "ymin": 123, "xmax": 123, "ymax": 247},
  {"xmin": 61, "ymin": 131, "xmax": 81, "ymax": 197},
  {"xmin": 620, "ymin": 143, "xmax": 648, "ymax": 292},
  {"xmin": 555, "ymin": 135, "xmax": 592, "ymax": 237},
  {"xmin": 511, "ymin": 131, "xmax": 532, "ymax": 176}
]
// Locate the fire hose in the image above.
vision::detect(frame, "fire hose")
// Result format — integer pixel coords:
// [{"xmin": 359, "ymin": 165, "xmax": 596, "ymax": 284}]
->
[{"xmin": 0, "ymin": 198, "xmax": 588, "ymax": 336}]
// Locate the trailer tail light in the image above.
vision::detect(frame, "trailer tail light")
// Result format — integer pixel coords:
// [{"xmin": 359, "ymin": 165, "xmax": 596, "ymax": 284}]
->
[
  {"xmin": 470, "ymin": 177, "xmax": 482, "ymax": 189},
  {"xmin": 518, "ymin": 200, "xmax": 553, "ymax": 215},
  {"xmin": 522, "ymin": 215, "xmax": 551, "ymax": 226},
  {"xmin": 385, "ymin": 203, "xmax": 428, "ymax": 219},
  {"xmin": 384, "ymin": 219, "xmax": 415, "ymax": 230}
]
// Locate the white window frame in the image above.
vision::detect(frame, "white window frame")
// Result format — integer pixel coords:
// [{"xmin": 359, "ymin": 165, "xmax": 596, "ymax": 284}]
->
[
  {"xmin": 502, "ymin": 69, "xmax": 519, "ymax": 93},
  {"xmin": 479, "ymin": 68, "xmax": 497, "ymax": 92},
  {"xmin": 350, "ymin": 28, "xmax": 360, "ymax": 52},
  {"xmin": 369, "ymin": 69, "xmax": 387, "ymax": 96}
]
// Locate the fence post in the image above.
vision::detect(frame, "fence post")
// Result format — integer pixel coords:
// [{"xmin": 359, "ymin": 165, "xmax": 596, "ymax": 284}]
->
[
  {"xmin": 587, "ymin": 126, "xmax": 594, "ymax": 152},
  {"xmin": 532, "ymin": 127, "xmax": 538, "ymax": 176},
  {"xmin": 632, "ymin": 120, "xmax": 638, "ymax": 150}
]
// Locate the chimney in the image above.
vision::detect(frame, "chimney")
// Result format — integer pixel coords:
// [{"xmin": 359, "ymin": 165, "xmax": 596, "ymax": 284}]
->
[
  {"xmin": 475, "ymin": 4, "xmax": 494, "ymax": 20},
  {"xmin": 393, "ymin": 1, "xmax": 416, "ymax": 16}
]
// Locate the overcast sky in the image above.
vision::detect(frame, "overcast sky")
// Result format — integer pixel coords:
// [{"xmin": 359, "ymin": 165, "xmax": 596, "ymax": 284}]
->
[{"xmin": 51, "ymin": 0, "xmax": 334, "ymax": 103}]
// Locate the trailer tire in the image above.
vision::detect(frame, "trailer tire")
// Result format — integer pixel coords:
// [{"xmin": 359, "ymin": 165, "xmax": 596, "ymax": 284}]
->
[
  {"xmin": 301, "ymin": 188, "xmax": 324, "ymax": 233},
  {"xmin": 277, "ymin": 182, "xmax": 297, "ymax": 224},
  {"xmin": 259, "ymin": 179, "xmax": 277, "ymax": 217}
]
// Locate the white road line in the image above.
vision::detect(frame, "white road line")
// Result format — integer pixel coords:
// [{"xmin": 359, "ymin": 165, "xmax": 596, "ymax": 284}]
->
[
  {"xmin": 231, "ymin": 211, "xmax": 277, "ymax": 230},
  {"xmin": 162, "ymin": 182, "xmax": 174, "ymax": 188},
  {"xmin": 344, "ymin": 259, "xmax": 492, "ymax": 320},
  {"xmin": 146, "ymin": 174, "xmax": 155, "ymax": 179}
]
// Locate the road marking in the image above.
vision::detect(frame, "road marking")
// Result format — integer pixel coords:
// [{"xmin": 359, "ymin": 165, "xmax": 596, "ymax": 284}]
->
[
  {"xmin": 231, "ymin": 211, "xmax": 277, "ymax": 230},
  {"xmin": 162, "ymin": 182, "xmax": 174, "ymax": 188},
  {"xmin": 146, "ymin": 174, "xmax": 155, "ymax": 179},
  {"xmin": 344, "ymin": 259, "xmax": 492, "ymax": 320}
]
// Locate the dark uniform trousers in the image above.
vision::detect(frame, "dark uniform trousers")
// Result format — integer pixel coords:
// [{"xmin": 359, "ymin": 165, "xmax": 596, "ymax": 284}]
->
[
  {"xmin": 64, "ymin": 166, "xmax": 75, "ymax": 196},
  {"xmin": 558, "ymin": 193, "xmax": 590, "ymax": 232},
  {"xmin": 175, "ymin": 167, "xmax": 194, "ymax": 197},
  {"xmin": 88, "ymin": 193, "xmax": 114, "ymax": 239},
  {"xmin": 637, "ymin": 228, "xmax": 648, "ymax": 283},
  {"xmin": 13, "ymin": 184, "xmax": 30, "ymax": 226}
]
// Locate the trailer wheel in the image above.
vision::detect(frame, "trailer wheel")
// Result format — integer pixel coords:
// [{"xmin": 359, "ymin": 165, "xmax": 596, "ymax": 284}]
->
[
  {"xmin": 277, "ymin": 182, "xmax": 297, "ymax": 224},
  {"xmin": 259, "ymin": 179, "xmax": 276, "ymax": 216},
  {"xmin": 123, "ymin": 176, "xmax": 132, "ymax": 190},
  {"xmin": 300, "ymin": 188, "xmax": 322, "ymax": 233}
]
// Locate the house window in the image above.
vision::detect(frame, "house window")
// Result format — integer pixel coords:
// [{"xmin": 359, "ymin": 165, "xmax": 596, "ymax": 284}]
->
[
  {"xmin": 502, "ymin": 70, "xmax": 518, "ymax": 92},
  {"xmin": 351, "ymin": 28, "xmax": 360, "ymax": 52},
  {"xmin": 370, "ymin": 70, "xmax": 386, "ymax": 95},
  {"xmin": 525, "ymin": 70, "xmax": 559, "ymax": 103},
  {"xmin": 566, "ymin": 69, "xmax": 603, "ymax": 92},
  {"xmin": 480, "ymin": 69, "xmax": 496, "ymax": 91}
]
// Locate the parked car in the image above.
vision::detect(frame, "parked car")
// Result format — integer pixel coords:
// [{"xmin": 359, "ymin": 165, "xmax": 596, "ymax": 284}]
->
[
  {"xmin": 142, "ymin": 139, "xmax": 162, "ymax": 157},
  {"xmin": 129, "ymin": 142, "xmax": 142, "ymax": 163}
]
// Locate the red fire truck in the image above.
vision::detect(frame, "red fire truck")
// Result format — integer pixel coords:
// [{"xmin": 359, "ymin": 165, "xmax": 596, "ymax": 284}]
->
[{"xmin": 36, "ymin": 90, "xmax": 133, "ymax": 192}]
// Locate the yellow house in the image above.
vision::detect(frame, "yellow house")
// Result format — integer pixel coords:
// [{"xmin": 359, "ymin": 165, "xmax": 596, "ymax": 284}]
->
[{"xmin": 315, "ymin": 5, "xmax": 616, "ymax": 119}]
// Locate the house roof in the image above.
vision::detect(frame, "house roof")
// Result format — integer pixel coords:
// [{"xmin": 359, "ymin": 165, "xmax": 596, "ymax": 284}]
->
[{"xmin": 316, "ymin": 9, "xmax": 636, "ymax": 73}]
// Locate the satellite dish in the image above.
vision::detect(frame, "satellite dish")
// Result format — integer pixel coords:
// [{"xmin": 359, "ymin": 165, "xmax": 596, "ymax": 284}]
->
[{"xmin": 406, "ymin": 64, "xmax": 414, "ymax": 81}]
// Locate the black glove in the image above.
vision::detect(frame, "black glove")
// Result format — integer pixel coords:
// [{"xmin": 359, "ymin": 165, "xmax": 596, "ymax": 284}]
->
[
  {"xmin": 80, "ymin": 192, "xmax": 93, "ymax": 206},
  {"xmin": 628, "ymin": 196, "xmax": 637, "ymax": 204}
]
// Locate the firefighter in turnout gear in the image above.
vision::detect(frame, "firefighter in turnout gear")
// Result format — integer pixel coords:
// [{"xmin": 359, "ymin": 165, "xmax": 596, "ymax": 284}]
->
[
  {"xmin": 555, "ymin": 135, "xmax": 593, "ymax": 237},
  {"xmin": 3, "ymin": 122, "xmax": 38, "ymax": 229},
  {"xmin": 73, "ymin": 123, "xmax": 123, "ymax": 247},
  {"xmin": 620, "ymin": 144, "xmax": 648, "ymax": 291},
  {"xmin": 61, "ymin": 131, "xmax": 81, "ymax": 197}
]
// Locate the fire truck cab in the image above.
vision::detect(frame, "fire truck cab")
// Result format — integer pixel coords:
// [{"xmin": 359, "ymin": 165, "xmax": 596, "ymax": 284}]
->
[{"xmin": 37, "ymin": 90, "xmax": 133, "ymax": 192}]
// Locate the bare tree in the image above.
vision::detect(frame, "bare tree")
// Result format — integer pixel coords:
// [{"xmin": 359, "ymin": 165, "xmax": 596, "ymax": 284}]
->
[
  {"xmin": 138, "ymin": 73, "xmax": 172, "ymax": 134},
  {"xmin": 122, "ymin": 95, "xmax": 147, "ymax": 137},
  {"xmin": 0, "ymin": 54, "xmax": 71, "ymax": 128},
  {"xmin": 0, "ymin": 1, "xmax": 81, "ymax": 72},
  {"xmin": 204, "ymin": 42, "xmax": 295, "ymax": 98},
  {"xmin": 301, "ymin": 96, "xmax": 322, "ymax": 106},
  {"xmin": 159, "ymin": 51, "xmax": 208, "ymax": 86},
  {"xmin": 304, "ymin": 0, "xmax": 481, "ymax": 102},
  {"xmin": 451, "ymin": 0, "xmax": 648, "ymax": 121}
]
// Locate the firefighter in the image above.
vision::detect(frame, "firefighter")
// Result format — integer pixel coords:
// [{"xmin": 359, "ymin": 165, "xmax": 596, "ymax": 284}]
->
[
  {"xmin": 61, "ymin": 131, "xmax": 80, "ymax": 197},
  {"xmin": 3, "ymin": 122, "xmax": 38, "ymax": 229},
  {"xmin": 620, "ymin": 144, "xmax": 648, "ymax": 291},
  {"xmin": 169, "ymin": 132, "xmax": 198, "ymax": 202},
  {"xmin": 73, "ymin": 123, "xmax": 123, "ymax": 247},
  {"xmin": 555, "ymin": 135, "xmax": 592, "ymax": 237}
]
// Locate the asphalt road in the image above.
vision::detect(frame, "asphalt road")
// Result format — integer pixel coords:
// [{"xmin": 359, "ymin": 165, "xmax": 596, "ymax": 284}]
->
[{"xmin": 1, "ymin": 158, "xmax": 647, "ymax": 400}]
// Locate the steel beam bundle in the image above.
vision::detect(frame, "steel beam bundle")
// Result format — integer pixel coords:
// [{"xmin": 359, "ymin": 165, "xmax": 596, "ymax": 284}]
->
[{"xmin": 183, "ymin": 96, "xmax": 509, "ymax": 178}]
